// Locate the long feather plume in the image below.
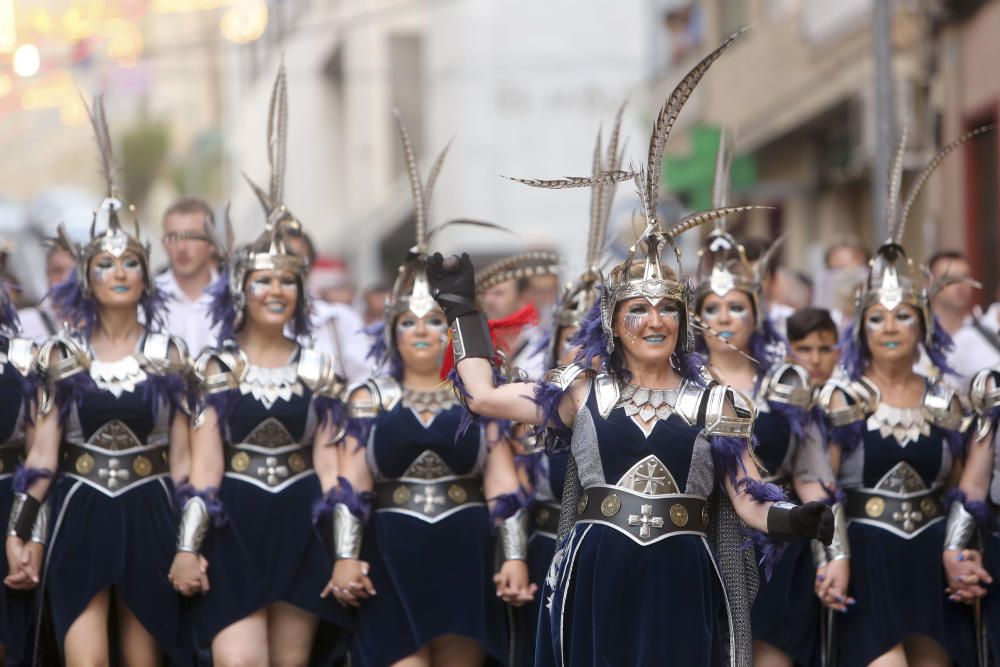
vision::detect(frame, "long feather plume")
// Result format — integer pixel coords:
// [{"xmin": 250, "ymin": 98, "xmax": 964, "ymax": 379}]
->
[
  {"xmin": 897, "ymin": 125, "xmax": 996, "ymax": 240},
  {"xmin": 884, "ymin": 123, "xmax": 909, "ymax": 243},
  {"xmin": 691, "ymin": 314, "xmax": 760, "ymax": 365},
  {"xmin": 392, "ymin": 109, "xmax": 426, "ymax": 252},
  {"xmin": 755, "ymin": 232, "xmax": 787, "ymax": 280},
  {"xmin": 503, "ymin": 171, "xmax": 634, "ymax": 190},
  {"xmin": 667, "ymin": 205, "xmax": 773, "ymax": 239},
  {"xmin": 588, "ymin": 127, "xmax": 604, "ymax": 265},
  {"xmin": 712, "ymin": 129, "xmax": 732, "ymax": 209},
  {"xmin": 266, "ymin": 63, "xmax": 288, "ymax": 207},
  {"xmin": 82, "ymin": 94, "xmax": 116, "ymax": 199},
  {"xmin": 597, "ymin": 103, "xmax": 627, "ymax": 245},
  {"xmin": 423, "ymin": 139, "xmax": 453, "ymax": 228},
  {"xmin": 646, "ymin": 29, "xmax": 743, "ymax": 217},
  {"xmin": 242, "ymin": 171, "xmax": 272, "ymax": 216},
  {"xmin": 426, "ymin": 218, "xmax": 514, "ymax": 242}
]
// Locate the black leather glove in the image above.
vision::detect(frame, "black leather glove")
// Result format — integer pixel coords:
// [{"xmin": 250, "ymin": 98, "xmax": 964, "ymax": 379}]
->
[
  {"xmin": 767, "ymin": 501, "xmax": 834, "ymax": 545},
  {"xmin": 426, "ymin": 252, "xmax": 478, "ymax": 324}
]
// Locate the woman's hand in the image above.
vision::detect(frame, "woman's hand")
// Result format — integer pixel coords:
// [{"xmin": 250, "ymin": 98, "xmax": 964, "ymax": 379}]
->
[
  {"xmin": 168, "ymin": 551, "xmax": 210, "ymax": 596},
  {"xmin": 4, "ymin": 536, "xmax": 41, "ymax": 590},
  {"xmin": 426, "ymin": 253, "xmax": 478, "ymax": 323},
  {"xmin": 944, "ymin": 548, "xmax": 992, "ymax": 603},
  {"xmin": 322, "ymin": 559, "xmax": 376, "ymax": 608},
  {"xmin": 815, "ymin": 559, "xmax": 854, "ymax": 612},
  {"xmin": 493, "ymin": 560, "xmax": 537, "ymax": 607}
]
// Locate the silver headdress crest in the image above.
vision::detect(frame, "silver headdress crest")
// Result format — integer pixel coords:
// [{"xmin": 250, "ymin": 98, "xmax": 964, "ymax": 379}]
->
[
  {"xmin": 63, "ymin": 94, "xmax": 152, "ymax": 296},
  {"xmin": 692, "ymin": 130, "xmax": 780, "ymax": 330},
  {"xmin": 855, "ymin": 124, "xmax": 994, "ymax": 347},
  {"xmin": 228, "ymin": 63, "xmax": 306, "ymax": 324}
]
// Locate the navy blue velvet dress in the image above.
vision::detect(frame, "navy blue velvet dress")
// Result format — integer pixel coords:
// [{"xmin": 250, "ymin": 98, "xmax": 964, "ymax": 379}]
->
[
  {"xmin": 749, "ymin": 384, "xmax": 825, "ymax": 666},
  {"xmin": 41, "ymin": 333, "xmax": 189, "ymax": 665},
  {"xmin": 0, "ymin": 340, "xmax": 35, "ymax": 666},
  {"xmin": 191, "ymin": 347, "xmax": 350, "ymax": 661},
  {"xmin": 536, "ymin": 377, "xmax": 757, "ymax": 667},
  {"xmin": 350, "ymin": 398, "xmax": 508, "ymax": 666},
  {"xmin": 826, "ymin": 378, "xmax": 970, "ymax": 666}
]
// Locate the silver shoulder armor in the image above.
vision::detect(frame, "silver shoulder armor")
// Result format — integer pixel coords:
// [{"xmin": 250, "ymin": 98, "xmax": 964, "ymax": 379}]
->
[
  {"xmin": 923, "ymin": 378, "xmax": 965, "ymax": 433},
  {"xmin": 297, "ymin": 347, "xmax": 346, "ymax": 400},
  {"xmin": 347, "ymin": 375, "xmax": 401, "ymax": 419},
  {"xmin": 702, "ymin": 384, "xmax": 756, "ymax": 439},
  {"xmin": 36, "ymin": 329, "xmax": 91, "ymax": 415},
  {"xmin": 674, "ymin": 379, "xmax": 708, "ymax": 425},
  {"xmin": 817, "ymin": 377, "xmax": 875, "ymax": 427},
  {"xmin": 969, "ymin": 367, "xmax": 1000, "ymax": 441},
  {"xmin": 543, "ymin": 364, "xmax": 617, "ymax": 417},
  {"xmin": 4, "ymin": 336, "xmax": 36, "ymax": 377},
  {"xmin": 192, "ymin": 347, "xmax": 244, "ymax": 396},
  {"xmin": 545, "ymin": 363, "xmax": 593, "ymax": 391},
  {"xmin": 762, "ymin": 363, "xmax": 812, "ymax": 409},
  {"xmin": 141, "ymin": 332, "xmax": 190, "ymax": 376}
]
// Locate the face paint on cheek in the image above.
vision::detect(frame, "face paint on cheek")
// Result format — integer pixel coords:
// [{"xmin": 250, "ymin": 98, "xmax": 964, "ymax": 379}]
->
[
  {"xmin": 90, "ymin": 266, "xmax": 114, "ymax": 284},
  {"xmin": 249, "ymin": 281, "xmax": 271, "ymax": 299},
  {"xmin": 624, "ymin": 312, "xmax": 647, "ymax": 333},
  {"xmin": 865, "ymin": 317, "xmax": 884, "ymax": 335},
  {"xmin": 728, "ymin": 307, "xmax": 750, "ymax": 322},
  {"xmin": 425, "ymin": 320, "xmax": 448, "ymax": 334}
]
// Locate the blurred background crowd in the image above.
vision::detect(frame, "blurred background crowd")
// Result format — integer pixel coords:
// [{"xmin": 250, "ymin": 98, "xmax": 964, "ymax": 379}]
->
[{"xmin": 0, "ymin": 0, "xmax": 999, "ymax": 387}]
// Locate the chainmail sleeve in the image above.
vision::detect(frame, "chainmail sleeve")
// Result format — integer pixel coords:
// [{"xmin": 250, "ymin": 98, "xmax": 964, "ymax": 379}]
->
[{"xmin": 556, "ymin": 453, "xmax": 582, "ymax": 545}]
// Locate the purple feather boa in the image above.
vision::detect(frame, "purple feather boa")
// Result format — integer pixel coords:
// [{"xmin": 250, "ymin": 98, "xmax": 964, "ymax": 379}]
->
[
  {"xmin": 734, "ymin": 477, "xmax": 791, "ymax": 581},
  {"xmin": 0, "ymin": 284, "xmax": 19, "ymax": 333},
  {"xmin": 173, "ymin": 480, "xmax": 227, "ymax": 527},
  {"xmin": 343, "ymin": 415, "xmax": 374, "ymax": 451},
  {"xmin": 839, "ymin": 316, "xmax": 956, "ymax": 381},
  {"xmin": 446, "ymin": 365, "xmax": 506, "ymax": 442},
  {"xmin": 208, "ymin": 267, "xmax": 311, "ymax": 346},
  {"xmin": 48, "ymin": 271, "xmax": 168, "ymax": 338},
  {"xmin": 515, "ymin": 451, "xmax": 544, "ymax": 488},
  {"xmin": 829, "ymin": 421, "xmax": 864, "ymax": 455},
  {"xmin": 531, "ymin": 380, "xmax": 569, "ymax": 434},
  {"xmin": 710, "ymin": 435, "xmax": 752, "ymax": 487},
  {"xmin": 942, "ymin": 427, "xmax": 966, "ymax": 460},
  {"xmin": 571, "ymin": 301, "xmax": 704, "ymax": 385},
  {"xmin": 767, "ymin": 399, "xmax": 807, "ymax": 440},
  {"xmin": 489, "ymin": 488, "xmax": 532, "ymax": 524},
  {"xmin": 12, "ymin": 466, "xmax": 53, "ymax": 495},
  {"xmin": 312, "ymin": 476, "xmax": 374, "ymax": 524},
  {"xmin": 314, "ymin": 395, "xmax": 345, "ymax": 429},
  {"xmin": 364, "ymin": 320, "xmax": 404, "ymax": 380},
  {"xmin": 943, "ymin": 488, "xmax": 998, "ymax": 533}
]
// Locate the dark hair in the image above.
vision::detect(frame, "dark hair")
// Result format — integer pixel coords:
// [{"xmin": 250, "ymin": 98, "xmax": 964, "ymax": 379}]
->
[
  {"xmin": 927, "ymin": 250, "xmax": 968, "ymax": 274},
  {"xmin": 786, "ymin": 307, "xmax": 838, "ymax": 343},
  {"xmin": 162, "ymin": 197, "xmax": 213, "ymax": 225}
]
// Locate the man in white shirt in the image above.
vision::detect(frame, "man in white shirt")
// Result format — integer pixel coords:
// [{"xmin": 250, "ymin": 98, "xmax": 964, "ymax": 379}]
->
[
  {"xmin": 19, "ymin": 244, "xmax": 76, "ymax": 342},
  {"xmin": 284, "ymin": 230, "xmax": 370, "ymax": 384},
  {"xmin": 155, "ymin": 197, "xmax": 220, "ymax": 357},
  {"xmin": 925, "ymin": 250, "xmax": 1000, "ymax": 393}
]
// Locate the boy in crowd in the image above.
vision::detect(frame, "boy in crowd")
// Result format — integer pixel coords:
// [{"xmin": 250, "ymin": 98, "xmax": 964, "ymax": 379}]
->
[{"xmin": 786, "ymin": 306, "xmax": 840, "ymax": 386}]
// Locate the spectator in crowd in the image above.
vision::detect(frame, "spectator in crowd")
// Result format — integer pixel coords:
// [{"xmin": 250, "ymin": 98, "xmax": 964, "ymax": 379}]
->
[
  {"xmin": 815, "ymin": 239, "xmax": 870, "ymax": 328},
  {"xmin": 925, "ymin": 250, "xmax": 1000, "ymax": 388},
  {"xmin": 18, "ymin": 242, "xmax": 77, "ymax": 342},
  {"xmin": 307, "ymin": 256, "xmax": 356, "ymax": 306},
  {"xmin": 156, "ymin": 196, "xmax": 220, "ymax": 357},
  {"xmin": 284, "ymin": 229, "xmax": 370, "ymax": 382},
  {"xmin": 481, "ymin": 274, "xmax": 547, "ymax": 378},
  {"xmin": 362, "ymin": 284, "xmax": 390, "ymax": 327},
  {"xmin": 786, "ymin": 306, "xmax": 840, "ymax": 385}
]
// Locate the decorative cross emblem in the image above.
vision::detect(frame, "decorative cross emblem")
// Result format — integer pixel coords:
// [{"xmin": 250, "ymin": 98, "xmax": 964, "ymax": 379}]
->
[
  {"xmin": 98, "ymin": 458, "xmax": 131, "ymax": 490},
  {"xmin": 258, "ymin": 456, "xmax": 289, "ymax": 486},
  {"xmin": 633, "ymin": 461, "xmax": 667, "ymax": 494},
  {"xmin": 892, "ymin": 500, "xmax": 923, "ymax": 533},
  {"xmin": 414, "ymin": 486, "xmax": 446, "ymax": 514},
  {"xmin": 628, "ymin": 503, "xmax": 665, "ymax": 539}
]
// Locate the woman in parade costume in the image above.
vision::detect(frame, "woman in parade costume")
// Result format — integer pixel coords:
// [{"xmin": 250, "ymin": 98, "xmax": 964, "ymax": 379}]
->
[
  {"xmin": 425, "ymin": 32, "xmax": 833, "ymax": 667},
  {"xmin": 817, "ymin": 128, "xmax": 981, "ymax": 667},
  {"xmin": 328, "ymin": 112, "xmax": 535, "ymax": 667},
  {"xmin": 5, "ymin": 96, "xmax": 192, "ymax": 666},
  {"xmin": 167, "ymin": 66, "xmax": 351, "ymax": 666},
  {"xmin": 0, "ymin": 283, "xmax": 42, "ymax": 666},
  {"xmin": 692, "ymin": 133, "xmax": 848, "ymax": 667}
]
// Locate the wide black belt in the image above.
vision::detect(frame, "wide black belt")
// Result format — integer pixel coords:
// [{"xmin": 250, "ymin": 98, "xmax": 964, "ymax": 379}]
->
[
  {"xmin": 62, "ymin": 443, "xmax": 169, "ymax": 495},
  {"xmin": 531, "ymin": 501, "xmax": 561, "ymax": 538},
  {"xmin": 373, "ymin": 476, "xmax": 485, "ymax": 522},
  {"xmin": 576, "ymin": 485, "xmax": 708, "ymax": 545},
  {"xmin": 0, "ymin": 442, "xmax": 24, "ymax": 477},
  {"xmin": 224, "ymin": 444, "xmax": 313, "ymax": 489},
  {"xmin": 846, "ymin": 488, "xmax": 943, "ymax": 537}
]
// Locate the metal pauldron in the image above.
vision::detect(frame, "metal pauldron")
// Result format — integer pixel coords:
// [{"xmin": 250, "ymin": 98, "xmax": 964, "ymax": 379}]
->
[{"xmin": 575, "ymin": 485, "xmax": 709, "ymax": 546}]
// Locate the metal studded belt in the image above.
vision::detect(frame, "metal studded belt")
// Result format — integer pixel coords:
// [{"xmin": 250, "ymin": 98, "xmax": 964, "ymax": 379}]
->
[
  {"xmin": 0, "ymin": 442, "xmax": 24, "ymax": 477},
  {"xmin": 846, "ymin": 488, "xmax": 943, "ymax": 538},
  {"xmin": 576, "ymin": 485, "xmax": 709, "ymax": 546},
  {"xmin": 62, "ymin": 443, "xmax": 169, "ymax": 496},
  {"xmin": 531, "ymin": 501, "xmax": 561, "ymax": 539},
  {"xmin": 224, "ymin": 444, "xmax": 313, "ymax": 491},
  {"xmin": 373, "ymin": 476, "xmax": 485, "ymax": 523}
]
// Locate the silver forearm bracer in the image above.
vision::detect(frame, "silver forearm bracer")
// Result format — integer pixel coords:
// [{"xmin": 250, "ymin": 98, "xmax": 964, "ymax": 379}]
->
[
  {"xmin": 827, "ymin": 502, "xmax": 850, "ymax": 561},
  {"xmin": 177, "ymin": 496, "xmax": 210, "ymax": 554},
  {"xmin": 944, "ymin": 500, "xmax": 977, "ymax": 551},
  {"xmin": 498, "ymin": 508, "xmax": 530, "ymax": 561},
  {"xmin": 29, "ymin": 500, "xmax": 50, "ymax": 545},
  {"xmin": 333, "ymin": 503, "xmax": 363, "ymax": 560}
]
